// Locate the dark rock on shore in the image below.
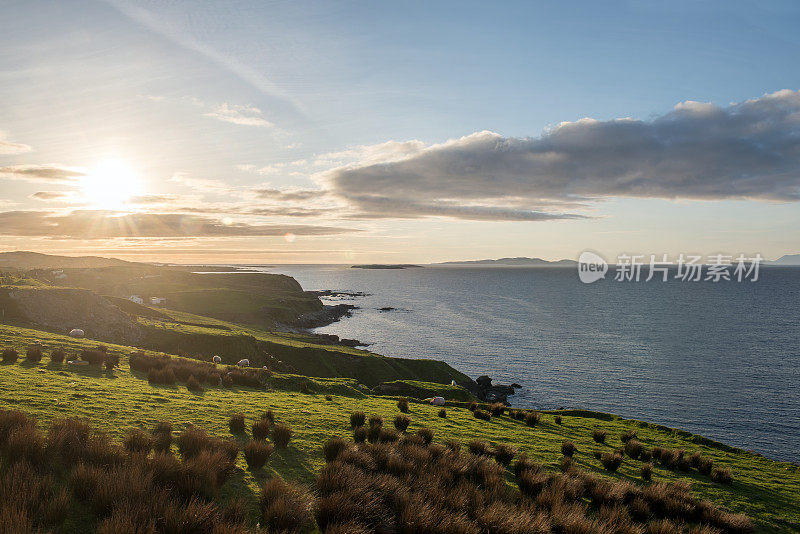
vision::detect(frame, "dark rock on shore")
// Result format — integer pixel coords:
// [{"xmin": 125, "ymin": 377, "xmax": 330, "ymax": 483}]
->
[
  {"xmin": 312, "ymin": 290, "xmax": 370, "ymax": 298},
  {"xmin": 292, "ymin": 304, "xmax": 357, "ymax": 328},
  {"xmin": 460, "ymin": 375, "xmax": 520, "ymax": 404},
  {"xmin": 378, "ymin": 307, "xmax": 395, "ymax": 312},
  {"xmin": 309, "ymin": 333, "xmax": 369, "ymax": 348}
]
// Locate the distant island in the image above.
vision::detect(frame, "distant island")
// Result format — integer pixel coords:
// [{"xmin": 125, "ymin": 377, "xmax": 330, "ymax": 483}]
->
[
  {"xmin": 439, "ymin": 256, "xmax": 577, "ymax": 266},
  {"xmin": 769, "ymin": 253, "xmax": 800, "ymax": 265},
  {"xmin": 351, "ymin": 264, "xmax": 424, "ymax": 269}
]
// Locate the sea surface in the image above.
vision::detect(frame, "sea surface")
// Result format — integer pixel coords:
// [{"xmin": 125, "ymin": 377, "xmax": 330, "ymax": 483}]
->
[{"xmin": 259, "ymin": 264, "xmax": 799, "ymax": 462}]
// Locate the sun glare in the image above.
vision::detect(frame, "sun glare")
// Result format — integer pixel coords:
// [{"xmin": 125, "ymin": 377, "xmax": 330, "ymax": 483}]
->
[{"xmin": 81, "ymin": 159, "xmax": 142, "ymax": 208}]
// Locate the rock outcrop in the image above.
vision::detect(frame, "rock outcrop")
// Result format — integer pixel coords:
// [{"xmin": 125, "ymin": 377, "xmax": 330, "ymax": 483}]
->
[{"xmin": 460, "ymin": 375, "xmax": 520, "ymax": 403}]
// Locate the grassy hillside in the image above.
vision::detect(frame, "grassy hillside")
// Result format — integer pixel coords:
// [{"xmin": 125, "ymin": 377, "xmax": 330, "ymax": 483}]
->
[
  {"xmin": 0, "ymin": 325, "xmax": 798, "ymax": 532},
  {"xmin": 0, "ymin": 251, "xmax": 131, "ymax": 270}
]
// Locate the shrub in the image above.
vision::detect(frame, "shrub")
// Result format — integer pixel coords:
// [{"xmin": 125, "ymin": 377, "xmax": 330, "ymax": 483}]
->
[
  {"xmin": 123, "ymin": 429, "xmax": 153, "ymax": 454},
  {"xmin": 601, "ymin": 452, "xmax": 623, "ymax": 472},
  {"xmin": 620, "ymin": 430, "xmax": 637, "ymax": 443},
  {"xmin": 350, "ymin": 411, "xmax": 366, "ymax": 428},
  {"xmin": 473, "ymin": 409, "xmax": 491, "ymax": 421},
  {"xmin": 561, "ymin": 440, "xmax": 576, "ymax": 457},
  {"xmin": 228, "ymin": 414, "xmax": 246, "ymax": 434},
  {"xmin": 593, "ymin": 429, "xmax": 607, "ymax": 443},
  {"xmin": 488, "ymin": 402, "xmax": 505, "ymax": 416},
  {"xmin": 80, "ymin": 349, "xmax": 105, "ymax": 366},
  {"xmin": 397, "ymin": 398, "xmax": 409, "ymax": 413},
  {"xmin": 50, "ymin": 348, "xmax": 66, "ymax": 363},
  {"xmin": 272, "ymin": 424, "xmax": 292, "ymax": 448},
  {"xmin": 467, "ymin": 400, "xmax": 478, "ymax": 411},
  {"xmin": 416, "ymin": 427, "xmax": 433, "ymax": 445},
  {"xmin": 368, "ymin": 415, "xmax": 383, "ymax": 428},
  {"xmin": 555, "ymin": 415, "xmax": 563, "ymax": 425},
  {"xmin": 252, "ymin": 419, "xmax": 271, "ymax": 440},
  {"xmin": 393, "ymin": 414, "xmax": 411, "ymax": 432},
  {"xmin": 323, "ymin": 437, "xmax": 348, "ymax": 462},
  {"xmin": 641, "ymin": 462, "xmax": 653, "ymax": 481},
  {"xmin": 353, "ymin": 427, "xmax": 367, "ymax": 443},
  {"xmin": 494, "ymin": 443, "xmax": 516, "ymax": 466},
  {"xmin": 468, "ymin": 440, "xmax": 491, "ymax": 456},
  {"xmin": 2, "ymin": 348, "xmax": 18, "ymax": 363},
  {"xmin": 624, "ymin": 439, "xmax": 643, "ymax": 459},
  {"xmin": 711, "ymin": 467, "xmax": 733, "ymax": 485},
  {"xmin": 25, "ymin": 345, "xmax": 43, "ymax": 363},
  {"xmin": 438, "ymin": 408, "xmax": 446, "ymax": 418},
  {"xmin": 186, "ymin": 375, "xmax": 204, "ymax": 392},
  {"xmin": 524, "ymin": 412, "xmax": 540, "ymax": 427},
  {"xmin": 244, "ymin": 440, "xmax": 274, "ymax": 469},
  {"xmin": 698, "ymin": 456, "xmax": 714, "ymax": 476}
]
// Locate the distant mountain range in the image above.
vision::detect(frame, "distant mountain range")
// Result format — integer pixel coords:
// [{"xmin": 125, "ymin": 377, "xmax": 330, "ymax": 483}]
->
[
  {"xmin": 769, "ymin": 254, "xmax": 800, "ymax": 265},
  {"xmin": 439, "ymin": 257, "xmax": 576, "ymax": 266},
  {"xmin": 0, "ymin": 251, "xmax": 132, "ymax": 270}
]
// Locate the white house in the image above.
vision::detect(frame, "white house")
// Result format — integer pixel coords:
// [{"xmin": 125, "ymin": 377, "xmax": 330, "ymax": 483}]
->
[
  {"xmin": 128, "ymin": 295, "xmax": 144, "ymax": 305},
  {"xmin": 150, "ymin": 296, "xmax": 166, "ymax": 306}
]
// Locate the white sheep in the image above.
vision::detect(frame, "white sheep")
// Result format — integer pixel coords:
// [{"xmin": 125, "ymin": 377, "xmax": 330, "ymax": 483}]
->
[
  {"xmin": 236, "ymin": 359, "xmax": 250, "ymax": 367},
  {"xmin": 212, "ymin": 355, "xmax": 222, "ymax": 364},
  {"xmin": 69, "ymin": 328, "xmax": 85, "ymax": 338},
  {"xmin": 430, "ymin": 396, "xmax": 446, "ymax": 406}
]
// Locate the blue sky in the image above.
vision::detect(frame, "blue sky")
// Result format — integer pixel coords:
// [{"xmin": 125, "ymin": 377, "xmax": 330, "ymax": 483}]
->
[{"xmin": 0, "ymin": 0, "xmax": 798, "ymax": 263}]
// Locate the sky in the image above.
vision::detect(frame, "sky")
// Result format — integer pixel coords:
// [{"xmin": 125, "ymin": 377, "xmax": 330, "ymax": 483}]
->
[{"xmin": 0, "ymin": 0, "xmax": 799, "ymax": 264}]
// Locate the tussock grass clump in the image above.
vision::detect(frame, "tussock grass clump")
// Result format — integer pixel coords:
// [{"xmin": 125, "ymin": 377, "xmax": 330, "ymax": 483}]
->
[
  {"xmin": 555, "ymin": 414, "xmax": 563, "ymax": 425},
  {"xmin": 261, "ymin": 409, "xmax": 275, "ymax": 424},
  {"xmin": 6, "ymin": 425, "xmax": 46, "ymax": 465},
  {"xmin": 350, "ymin": 411, "xmax": 366, "ymax": 428},
  {"xmin": 466, "ymin": 400, "xmax": 478, "ymax": 411},
  {"xmin": 228, "ymin": 413, "xmax": 246, "ymax": 434},
  {"xmin": 260, "ymin": 478, "xmax": 313, "ymax": 533},
  {"xmin": 2, "ymin": 348, "xmax": 19, "ymax": 363},
  {"xmin": 378, "ymin": 428, "xmax": 399, "ymax": 443},
  {"xmin": 26, "ymin": 345, "xmax": 43, "ymax": 362},
  {"xmin": 186, "ymin": 375, "xmax": 204, "ymax": 392},
  {"xmin": 593, "ymin": 429, "xmax": 608, "ymax": 443},
  {"xmin": 252, "ymin": 419, "xmax": 271, "ymax": 441},
  {"xmin": 468, "ymin": 439, "xmax": 491, "ymax": 456},
  {"xmin": 593, "ymin": 450, "xmax": 603, "ymax": 460},
  {"xmin": 416, "ymin": 427, "xmax": 434, "ymax": 445},
  {"xmin": 620, "ymin": 430, "xmax": 637, "ymax": 443},
  {"xmin": 561, "ymin": 441, "xmax": 577, "ymax": 457},
  {"xmin": 689, "ymin": 451, "xmax": 702, "ymax": 468},
  {"xmin": 494, "ymin": 443, "xmax": 518, "ymax": 465},
  {"xmin": 80, "ymin": 348, "xmax": 106, "ymax": 366},
  {"xmin": 123, "ymin": 429, "xmax": 153, "ymax": 455},
  {"xmin": 393, "ymin": 414, "xmax": 411, "ymax": 432},
  {"xmin": 244, "ymin": 439, "xmax": 274, "ymax": 469},
  {"xmin": 698, "ymin": 456, "xmax": 714, "ymax": 475},
  {"xmin": 652, "ymin": 446, "xmax": 665, "ymax": 461},
  {"xmin": 488, "ymin": 402, "xmax": 505, "ymax": 416},
  {"xmin": 272, "ymin": 423, "xmax": 292, "ymax": 448},
  {"xmin": 323, "ymin": 437, "xmax": 349, "ymax": 462},
  {"xmin": 711, "ymin": 467, "xmax": 733, "ymax": 485},
  {"xmin": 368, "ymin": 415, "xmax": 383, "ymax": 428},
  {"xmin": 640, "ymin": 448, "xmax": 652, "ymax": 462},
  {"xmin": 438, "ymin": 408, "xmax": 446, "ymax": 418},
  {"xmin": 50, "ymin": 348, "xmax": 66, "ymax": 363},
  {"xmin": 147, "ymin": 367, "xmax": 176, "ymax": 385},
  {"xmin": 353, "ymin": 427, "xmax": 367, "ymax": 443},
  {"xmin": 624, "ymin": 439, "xmax": 643, "ymax": 459},
  {"xmin": 524, "ymin": 411, "xmax": 541, "ymax": 427},
  {"xmin": 473, "ymin": 409, "xmax": 491, "ymax": 421},
  {"xmin": 559, "ymin": 455, "xmax": 574, "ymax": 472},
  {"xmin": 325, "ymin": 394, "xmax": 333, "ymax": 401},
  {"xmin": 366, "ymin": 425, "xmax": 381, "ymax": 443},
  {"xmin": 641, "ymin": 462, "xmax": 653, "ymax": 481},
  {"xmin": 397, "ymin": 397, "xmax": 409, "ymax": 413},
  {"xmin": 601, "ymin": 452, "xmax": 623, "ymax": 472}
]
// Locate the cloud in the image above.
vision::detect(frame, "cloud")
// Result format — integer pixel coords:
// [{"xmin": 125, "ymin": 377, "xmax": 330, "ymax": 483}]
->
[
  {"xmin": 168, "ymin": 172, "xmax": 229, "ymax": 192},
  {"xmin": 254, "ymin": 187, "xmax": 327, "ymax": 202},
  {"xmin": 0, "ymin": 165, "xmax": 85, "ymax": 183},
  {"xmin": 0, "ymin": 132, "xmax": 32, "ymax": 155},
  {"xmin": 320, "ymin": 89, "xmax": 800, "ymax": 221},
  {"xmin": 0, "ymin": 210, "xmax": 357, "ymax": 239},
  {"xmin": 30, "ymin": 191, "xmax": 72, "ymax": 201},
  {"xmin": 204, "ymin": 103, "xmax": 273, "ymax": 127},
  {"xmin": 129, "ymin": 194, "xmax": 179, "ymax": 205}
]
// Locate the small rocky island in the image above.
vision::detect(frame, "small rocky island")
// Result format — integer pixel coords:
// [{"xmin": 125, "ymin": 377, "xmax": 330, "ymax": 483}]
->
[{"xmin": 351, "ymin": 264, "xmax": 423, "ymax": 269}]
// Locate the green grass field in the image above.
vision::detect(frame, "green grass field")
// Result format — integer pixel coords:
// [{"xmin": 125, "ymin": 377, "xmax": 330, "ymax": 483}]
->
[{"xmin": 1, "ymin": 324, "xmax": 798, "ymax": 532}]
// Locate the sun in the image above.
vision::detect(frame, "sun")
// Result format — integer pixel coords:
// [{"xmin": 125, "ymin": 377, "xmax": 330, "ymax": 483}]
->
[{"xmin": 81, "ymin": 159, "xmax": 142, "ymax": 208}]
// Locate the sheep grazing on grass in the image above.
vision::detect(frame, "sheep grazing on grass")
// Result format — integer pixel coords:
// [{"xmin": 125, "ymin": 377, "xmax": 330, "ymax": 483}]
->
[
  {"xmin": 430, "ymin": 397, "xmax": 445, "ymax": 406},
  {"xmin": 68, "ymin": 328, "xmax": 84, "ymax": 338},
  {"xmin": 212, "ymin": 355, "xmax": 222, "ymax": 364},
  {"xmin": 236, "ymin": 359, "xmax": 250, "ymax": 367}
]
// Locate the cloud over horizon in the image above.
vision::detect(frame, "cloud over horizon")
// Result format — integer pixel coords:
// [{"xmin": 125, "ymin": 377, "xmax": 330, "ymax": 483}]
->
[
  {"xmin": 320, "ymin": 89, "xmax": 800, "ymax": 221},
  {"xmin": 0, "ymin": 165, "xmax": 86, "ymax": 184},
  {"xmin": 0, "ymin": 210, "xmax": 357, "ymax": 239},
  {"xmin": 0, "ymin": 132, "xmax": 32, "ymax": 155}
]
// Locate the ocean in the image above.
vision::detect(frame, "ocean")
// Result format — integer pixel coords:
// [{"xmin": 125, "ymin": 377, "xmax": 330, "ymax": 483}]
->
[{"xmin": 259, "ymin": 264, "xmax": 799, "ymax": 462}]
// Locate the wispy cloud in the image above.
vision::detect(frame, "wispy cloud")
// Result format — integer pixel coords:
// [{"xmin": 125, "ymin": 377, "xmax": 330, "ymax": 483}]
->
[
  {"xmin": 168, "ymin": 172, "xmax": 229, "ymax": 192},
  {"xmin": 0, "ymin": 132, "xmax": 32, "ymax": 155},
  {"xmin": 204, "ymin": 103, "xmax": 273, "ymax": 127},
  {"xmin": 30, "ymin": 191, "xmax": 74, "ymax": 202},
  {"xmin": 0, "ymin": 164, "xmax": 85, "ymax": 183},
  {"xmin": 0, "ymin": 210, "xmax": 358, "ymax": 239},
  {"xmin": 319, "ymin": 89, "xmax": 800, "ymax": 221}
]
